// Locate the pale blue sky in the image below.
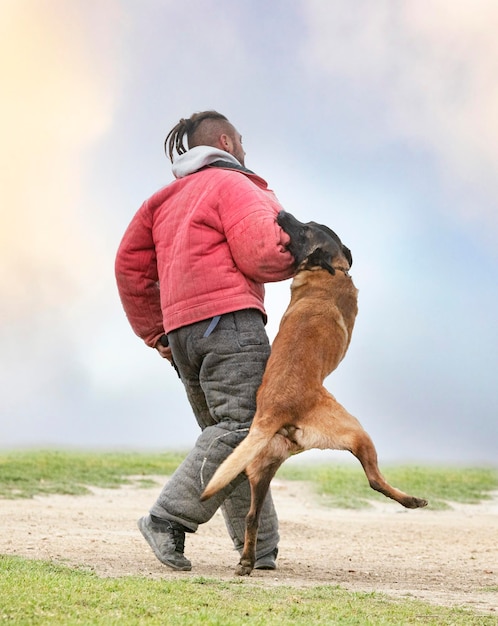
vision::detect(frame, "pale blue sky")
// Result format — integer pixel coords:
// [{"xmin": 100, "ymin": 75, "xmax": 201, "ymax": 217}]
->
[{"xmin": 1, "ymin": 1, "xmax": 497, "ymax": 464}]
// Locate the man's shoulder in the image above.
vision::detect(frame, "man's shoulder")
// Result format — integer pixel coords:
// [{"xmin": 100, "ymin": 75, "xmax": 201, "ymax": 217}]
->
[{"xmin": 144, "ymin": 165, "xmax": 270, "ymax": 210}]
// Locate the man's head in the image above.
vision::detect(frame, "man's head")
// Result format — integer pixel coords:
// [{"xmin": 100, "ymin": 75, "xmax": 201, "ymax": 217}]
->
[{"xmin": 165, "ymin": 111, "xmax": 245, "ymax": 165}]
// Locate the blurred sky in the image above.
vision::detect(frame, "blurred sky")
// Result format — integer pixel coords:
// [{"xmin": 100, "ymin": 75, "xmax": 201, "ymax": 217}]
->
[{"xmin": 1, "ymin": 0, "xmax": 497, "ymax": 465}]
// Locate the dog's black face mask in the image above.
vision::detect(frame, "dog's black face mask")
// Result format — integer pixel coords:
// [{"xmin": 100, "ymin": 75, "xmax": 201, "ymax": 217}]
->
[{"xmin": 277, "ymin": 211, "xmax": 353, "ymax": 271}]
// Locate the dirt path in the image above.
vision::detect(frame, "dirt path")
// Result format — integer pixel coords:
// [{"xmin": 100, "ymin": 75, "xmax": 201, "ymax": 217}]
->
[{"xmin": 1, "ymin": 478, "xmax": 497, "ymax": 616}]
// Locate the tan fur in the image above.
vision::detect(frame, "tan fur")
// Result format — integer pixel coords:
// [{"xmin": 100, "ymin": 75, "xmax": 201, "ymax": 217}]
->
[{"xmin": 202, "ymin": 267, "xmax": 427, "ymax": 576}]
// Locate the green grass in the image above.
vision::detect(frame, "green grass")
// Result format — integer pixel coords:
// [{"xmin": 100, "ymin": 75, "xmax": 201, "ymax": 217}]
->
[
  {"xmin": 0, "ymin": 450, "xmax": 496, "ymax": 510},
  {"xmin": 0, "ymin": 452, "xmax": 496, "ymax": 623},
  {"xmin": 0, "ymin": 555, "xmax": 494, "ymax": 626},
  {"xmin": 276, "ymin": 462, "xmax": 498, "ymax": 510},
  {"xmin": 0, "ymin": 450, "xmax": 187, "ymax": 499}
]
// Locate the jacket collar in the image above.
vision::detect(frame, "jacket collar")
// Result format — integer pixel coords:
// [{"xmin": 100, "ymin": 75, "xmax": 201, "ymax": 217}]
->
[{"xmin": 207, "ymin": 160, "xmax": 256, "ymax": 175}]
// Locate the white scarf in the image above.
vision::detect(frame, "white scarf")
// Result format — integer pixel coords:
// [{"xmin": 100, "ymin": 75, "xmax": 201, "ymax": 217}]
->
[{"xmin": 172, "ymin": 146, "xmax": 241, "ymax": 179}]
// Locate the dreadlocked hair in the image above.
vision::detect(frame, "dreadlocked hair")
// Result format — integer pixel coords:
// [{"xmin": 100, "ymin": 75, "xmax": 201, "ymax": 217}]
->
[{"xmin": 164, "ymin": 111, "xmax": 229, "ymax": 162}]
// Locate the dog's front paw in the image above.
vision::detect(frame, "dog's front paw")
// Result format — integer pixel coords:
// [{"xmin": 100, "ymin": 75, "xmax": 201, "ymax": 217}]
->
[{"xmin": 404, "ymin": 496, "xmax": 428, "ymax": 509}]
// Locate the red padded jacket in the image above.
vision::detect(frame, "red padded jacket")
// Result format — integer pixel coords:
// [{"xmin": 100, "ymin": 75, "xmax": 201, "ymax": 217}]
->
[{"xmin": 115, "ymin": 161, "xmax": 295, "ymax": 347}]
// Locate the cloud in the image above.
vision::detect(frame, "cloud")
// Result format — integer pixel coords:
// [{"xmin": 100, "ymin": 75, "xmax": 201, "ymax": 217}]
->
[
  {"xmin": 0, "ymin": 1, "xmax": 129, "ymax": 438},
  {"xmin": 0, "ymin": 0, "xmax": 124, "ymax": 323},
  {"xmin": 300, "ymin": 0, "xmax": 498, "ymax": 244},
  {"xmin": 1, "ymin": 1, "xmax": 495, "ymax": 464}
]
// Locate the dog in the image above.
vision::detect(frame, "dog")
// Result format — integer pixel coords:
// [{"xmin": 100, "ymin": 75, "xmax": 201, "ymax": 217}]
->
[{"xmin": 201, "ymin": 210, "xmax": 428, "ymax": 576}]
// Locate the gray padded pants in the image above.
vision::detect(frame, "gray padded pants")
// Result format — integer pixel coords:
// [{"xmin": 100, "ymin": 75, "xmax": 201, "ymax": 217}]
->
[{"xmin": 150, "ymin": 309, "xmax": 279, "ymax": 560}]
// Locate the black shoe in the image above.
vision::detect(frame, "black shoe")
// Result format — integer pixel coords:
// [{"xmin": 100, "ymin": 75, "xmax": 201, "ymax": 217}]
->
[
  {"xmin": 137, "ymin": 515, "xmax": 192, "ymax": 571},
  {"xmin": 254, "ymin": 548, "xmax": 278, "ymax": 570}
]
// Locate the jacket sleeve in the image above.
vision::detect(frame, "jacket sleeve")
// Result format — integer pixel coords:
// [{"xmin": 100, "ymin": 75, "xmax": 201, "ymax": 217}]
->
[
  {"xmin": 218, "ymin": 174, "xmax": 296, "ymax": 283},
  {"xmin": 115, "ymin": 205, "xmax": 164, "ymax": 347}
]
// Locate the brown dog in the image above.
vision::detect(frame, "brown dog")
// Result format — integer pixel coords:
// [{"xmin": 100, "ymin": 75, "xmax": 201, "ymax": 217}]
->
[{"xmin": 201, "ymin": 211, "xmax": 428, "ymax": 576}]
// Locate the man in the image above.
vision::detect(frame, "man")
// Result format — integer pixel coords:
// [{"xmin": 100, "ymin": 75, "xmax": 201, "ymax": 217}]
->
[{"xmin": 115, "ymin": 111, "xmax": 295, "ymax": 571}]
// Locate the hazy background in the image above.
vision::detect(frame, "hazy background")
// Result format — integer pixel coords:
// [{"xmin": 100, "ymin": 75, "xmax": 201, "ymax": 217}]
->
[{"xmin": 1, "ymin": 0, "xmax": 497, "ymax": 465}]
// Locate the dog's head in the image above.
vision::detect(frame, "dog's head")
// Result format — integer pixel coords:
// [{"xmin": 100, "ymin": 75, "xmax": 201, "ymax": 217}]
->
[{"xmin": 277, "ymin": 210, "xmax": 352, "ymax": 274}]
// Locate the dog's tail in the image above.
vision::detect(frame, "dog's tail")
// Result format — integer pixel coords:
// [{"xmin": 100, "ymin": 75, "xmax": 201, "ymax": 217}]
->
[{"xmin": 200, "ymin": 428, "xmax": 269, "ymax": 501}]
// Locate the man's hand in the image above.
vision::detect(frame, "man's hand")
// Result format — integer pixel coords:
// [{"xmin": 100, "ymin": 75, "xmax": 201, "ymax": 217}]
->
[{"xmin": 155, "ymin": 335, "xmax": 173, "ymax": 362}]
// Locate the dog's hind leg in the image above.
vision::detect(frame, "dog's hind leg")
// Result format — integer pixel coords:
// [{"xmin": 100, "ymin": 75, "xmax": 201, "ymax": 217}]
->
[
  {"xmin": 350, "ymin": 429, "xmax": 428, "ymax": 508},
  {"xmin": 305, "ymin": 398, "xmax": 428, "ymax": 509},
  {"xmin": 236, "ymin": 451, "xmax": 286, "ymax": 576}
]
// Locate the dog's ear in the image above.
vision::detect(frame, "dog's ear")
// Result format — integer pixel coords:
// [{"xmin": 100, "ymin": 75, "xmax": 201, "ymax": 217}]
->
[
  {"xmin": 312, "ymin": 224, "xmax": 352, "ymax": 269},
  {"xmin": 343, "ymin": 245, "xmax": 353, "ymax": 268},
  {"xmin": 304, "ymin": 248, "xmax": 336, "ymax": 274}
]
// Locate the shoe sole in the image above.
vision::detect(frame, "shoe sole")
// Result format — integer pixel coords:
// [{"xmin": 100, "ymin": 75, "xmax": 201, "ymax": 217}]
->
[{"xmin": 137, "ymin": 517, "xmax": 192, "ymax": 571}]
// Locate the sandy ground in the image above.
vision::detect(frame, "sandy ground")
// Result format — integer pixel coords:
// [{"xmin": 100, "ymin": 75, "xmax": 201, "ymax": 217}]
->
[{"xmin": 1, "ymin": 477, "xmax": 497, "ymax": 616}]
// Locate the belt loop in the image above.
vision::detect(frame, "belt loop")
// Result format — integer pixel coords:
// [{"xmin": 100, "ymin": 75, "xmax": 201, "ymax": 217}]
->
[{"xmin": 203, "ymin": 315, "xmax": 221, "ymax": 338}]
